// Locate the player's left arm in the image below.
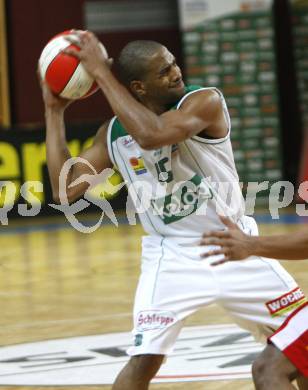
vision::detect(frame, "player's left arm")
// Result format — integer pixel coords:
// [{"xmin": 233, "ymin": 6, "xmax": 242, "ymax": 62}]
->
[{"xmin": 64, "ymin": 31, "xmax": 228, "ymax": 149}]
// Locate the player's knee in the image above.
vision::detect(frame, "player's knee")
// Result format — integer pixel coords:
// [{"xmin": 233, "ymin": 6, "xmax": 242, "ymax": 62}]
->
[
  {"xmin": 128, "ymin": 354, "xmax": 164, "ymax": 382},
  {"xmin": 252, "ymin": 344, "xmax": 284, "ymax": 387},
  {"xmin": 252, "ymin": 354, "xmax": 268, "ymax": 386},
  {"xmin": 252, "ymin": 344, "xmax": 298, "ymax": 386}
]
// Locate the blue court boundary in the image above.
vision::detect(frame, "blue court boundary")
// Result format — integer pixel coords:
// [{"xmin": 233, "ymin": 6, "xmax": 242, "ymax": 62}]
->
[{"xmin": 0, "ymin": 214, "xmax": 307, "ymax": 235}]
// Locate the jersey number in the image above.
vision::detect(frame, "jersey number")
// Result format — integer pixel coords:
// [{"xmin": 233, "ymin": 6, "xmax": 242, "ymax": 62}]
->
[{"xmin": 154, "ymin": 157, "xmax": 173, "ymax": 183}]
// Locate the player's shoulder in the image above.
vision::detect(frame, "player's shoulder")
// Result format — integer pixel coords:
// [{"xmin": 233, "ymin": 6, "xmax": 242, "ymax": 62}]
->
[
  {"xmin": 180, "ymin": 85, "xmax": 223, "ymax": 111},
  {"xmin": 93, "ymin": 118, "xmax": 113, "ymax": 146},
  {"xmin": 97, "ymin": 117, "xmax": 120, "ymax": 134},
  {"xmin": 104, "ymin": 116, "xmax": 130, "ymax": 145},
  {"xmin": 185, "ymin": 85, "xmax": 223, "ymax": 100},
  {"xmin": 96, "ymin": 118, "xmax": 113, "ymax": 134}
]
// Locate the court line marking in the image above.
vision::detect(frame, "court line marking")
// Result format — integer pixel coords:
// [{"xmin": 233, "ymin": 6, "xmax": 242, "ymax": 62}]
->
[
  {"xmin": 156, "ymin": 372, "xmax": 250, "ymax": 379},
  {"xmin": 2, "ymin": 214, "xmax": 308, "ymax": 235},
  {"xmin": 0, "ymin": 312, "xmax": 132, "ymax": 330}
]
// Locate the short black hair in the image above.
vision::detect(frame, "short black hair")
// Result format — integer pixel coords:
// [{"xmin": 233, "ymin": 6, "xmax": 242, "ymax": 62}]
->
[{"xmin": 117, "ymin": 40, "xmax": 163, "ymax": 85}]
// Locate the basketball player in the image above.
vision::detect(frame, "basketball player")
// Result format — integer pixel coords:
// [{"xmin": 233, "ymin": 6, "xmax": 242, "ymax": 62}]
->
[
  {"xmin": 200, "ymin": 216, "xmax": 308, "ymax": 388},
  {"xmin": 40, "ymin": 31, "xmax": 307, "ymax": 390}
]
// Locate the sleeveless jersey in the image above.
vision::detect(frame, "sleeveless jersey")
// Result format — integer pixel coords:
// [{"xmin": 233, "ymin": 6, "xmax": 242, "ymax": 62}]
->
[{"xmin": 107, "ymin": 85, "xmax": 245, "ymax": 239}]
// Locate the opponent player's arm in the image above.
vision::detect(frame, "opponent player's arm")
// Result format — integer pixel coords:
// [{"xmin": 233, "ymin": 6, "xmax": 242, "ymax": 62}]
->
[
  {"xmin": 43, "ymin": 83, "xmax": 112, "ymax": 203},
  {"xmin": 64, "ymin": 32, "xmax": 227, "ymax": 149},
  {"xmin": 245, "ymin": 231, "xmax": 308, "ymax": 260},
  {"xmin": 200, "ymin": 216, "xmax": 308, "ymax": 263}
]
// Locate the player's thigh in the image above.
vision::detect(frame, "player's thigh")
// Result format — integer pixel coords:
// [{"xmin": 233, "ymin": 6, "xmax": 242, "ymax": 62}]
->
[
  {"xmin": 129, "ymin": 236, "xmax": 218, "ymax": 356},
  {"xmin": 217, "ymin": 257, "xmax": 302, "ymax": 341}
]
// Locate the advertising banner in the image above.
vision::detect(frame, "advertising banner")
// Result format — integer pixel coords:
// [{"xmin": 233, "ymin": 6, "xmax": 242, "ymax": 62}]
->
[
  {"xmin": 0, "ymin": 125, "xmax": 125, "ymax": 221},
  {"xmin": 178, "ymin": 0, "xmax": 283, "ymax": 191},
  {"xmin": 291, "ymin": 0, "xmax": 308, "ymax": 187}
]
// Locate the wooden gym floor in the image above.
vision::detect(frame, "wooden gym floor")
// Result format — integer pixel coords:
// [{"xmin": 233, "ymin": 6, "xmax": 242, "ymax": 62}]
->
[{"xmin": 0, "ymin": 213, "xmax": 307, "ymax": 390}]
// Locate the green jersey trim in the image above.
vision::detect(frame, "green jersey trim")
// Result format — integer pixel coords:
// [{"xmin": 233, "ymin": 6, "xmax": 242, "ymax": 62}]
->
[
  {"xmin": 107, "ymin": 116, "xmax": 117, "ymax": 166},
  {"xmin": 168, "ymin": 85, "xmax": 203, "ymax": 111},
  {"xmin": 110, "ymin": 117, "xmax": 128, "ymax": 144}
]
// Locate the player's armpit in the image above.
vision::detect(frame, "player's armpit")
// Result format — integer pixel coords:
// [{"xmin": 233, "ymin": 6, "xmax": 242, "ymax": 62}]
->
[{"xmin": 57, "ymin": 121, "xmax": 113, "ymax": 203}]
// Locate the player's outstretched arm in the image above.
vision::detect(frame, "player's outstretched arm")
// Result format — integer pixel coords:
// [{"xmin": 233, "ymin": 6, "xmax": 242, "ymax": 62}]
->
[
  {"xmin": 41, "ymin": 81, "xmax": 113, "ymax": 204},
  {"xmin": 200, "ymin": 216, "xmax": 308, "ymax": 265},
  {"xmin": 64, "ymin": 31, "xmax": 228, "ymax": 149}
]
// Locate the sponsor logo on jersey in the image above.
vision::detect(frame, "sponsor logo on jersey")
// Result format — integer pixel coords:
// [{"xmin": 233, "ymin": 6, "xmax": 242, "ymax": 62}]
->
[
  {"xmin": 134, "ymin": 334, "xmax": 143, "ymax": 346},
  {"xmin": 0, "ymin": 324, "xmax": 264, "ymax": 385},
  {"xmin": 266, "ymin": 287, "xmax": 307, "ymax": 316},
  {"xmin": 137, "ymin": 310, "xmax": 176, "ymax": 331},
  {"xmin": 151, "ymin": 174, "xmax": 213, "ymax": 224},
  {"xmin": 129, "ymin": 157, "xmax": 147, "ymax": 175},
  {"xmin": 122, "ymin": 135, "xmax": 135, "ymax": 147}
]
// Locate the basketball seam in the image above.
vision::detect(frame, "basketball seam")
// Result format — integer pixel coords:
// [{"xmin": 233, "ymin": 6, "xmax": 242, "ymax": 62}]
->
[{"xmin": 45, "ymin": 44, "xmax": 80, "ymax": 94}]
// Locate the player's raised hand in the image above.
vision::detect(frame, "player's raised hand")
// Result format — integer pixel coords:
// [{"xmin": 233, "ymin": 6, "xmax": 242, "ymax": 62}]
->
[
  {"xmin": 200, "ymin": 215, "xmax": 254, "ymax": 265},
  {"xmin": 37, "ymin": 66, "xmax": 72, "ymax": 111},
  {"xmin": 64, "ymin": 30, "xmax": 112, "ymax": 79}
]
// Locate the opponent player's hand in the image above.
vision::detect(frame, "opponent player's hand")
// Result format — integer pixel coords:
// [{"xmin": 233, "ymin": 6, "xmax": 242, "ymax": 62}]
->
[
  {"xmin": 200, "ymin": 215, "xmax": 254, "ymax": 265},
  {"xmin": 64, "ymin": 30, "xmax": 113, "ymax": 79},
  {"xmin": 37, "ymin": 68, "xmax": 72, "ymax": 111}
]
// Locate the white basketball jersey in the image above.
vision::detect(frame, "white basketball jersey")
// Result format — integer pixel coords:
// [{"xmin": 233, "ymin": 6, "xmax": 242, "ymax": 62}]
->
[{"xmin": 107, "ymin": 86, "xmax": 245, "ymax": 239}]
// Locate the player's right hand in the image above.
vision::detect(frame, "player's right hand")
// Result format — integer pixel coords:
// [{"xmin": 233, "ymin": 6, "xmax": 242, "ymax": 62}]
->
[{"xmin": 64, "ymin": 30, "xmax": 112, "ymax": 80}]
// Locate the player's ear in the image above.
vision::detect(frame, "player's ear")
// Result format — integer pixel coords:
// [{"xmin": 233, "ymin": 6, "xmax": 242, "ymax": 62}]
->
[{"xmin": 130, "ymin": 80, "xmax": 146, "ymax": 99}]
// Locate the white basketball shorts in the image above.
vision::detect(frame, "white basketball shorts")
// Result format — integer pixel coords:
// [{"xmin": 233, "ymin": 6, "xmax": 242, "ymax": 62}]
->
[
  {"xmin": 268, "ymin": 302, "xmax": 308, "ymax": 377},
  {"xmin": 127, "ymin": 216, "xmax": 306, "ymax": 356}
]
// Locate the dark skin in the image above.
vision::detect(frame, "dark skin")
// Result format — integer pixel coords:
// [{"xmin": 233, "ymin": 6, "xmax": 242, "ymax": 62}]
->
[
  {"xmin": 41, "ymin": 31, "xmax": 229, "ymax": 390},
  {"xmin": 42, "ymin": 83, "xmax": 112, "ymax": 203},
  {"xmin": 43, "ymin": 31, "xmax": 228, "ymax": 205},
  {"xmin": 200, "ymin": 215, "xmax": 308, "ymax": 265},
  {"xmin": 42, "ymin": 32, "xmax": 308, "ymax": 390},
  {"xmin": 200, "ymin": 216, "xmax": 308, "ymax": 389},
  {"xmin": 252, "ymin": 344, "xmax": 301, "ymax": 390},
  {"xmin": 64, "ymin": 31, "xmax": 228, "ymax": 149}
]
